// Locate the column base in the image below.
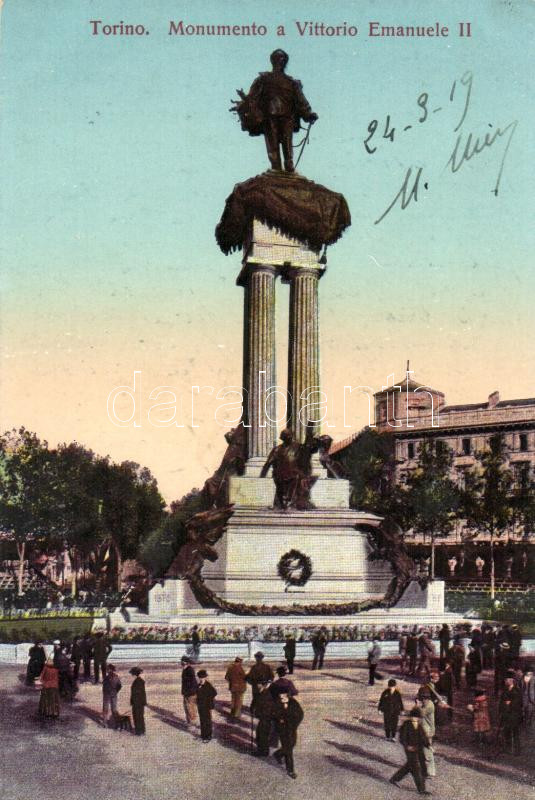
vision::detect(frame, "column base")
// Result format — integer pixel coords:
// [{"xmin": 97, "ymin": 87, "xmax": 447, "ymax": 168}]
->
[{"xmin": 243, "ymin": 457, "xmax": 268, "ymax": 477}]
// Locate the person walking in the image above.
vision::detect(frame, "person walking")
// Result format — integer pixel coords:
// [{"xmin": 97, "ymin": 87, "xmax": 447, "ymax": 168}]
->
[
  {"xmin": 521, "ymin": 664, "xmax": 535, "ymax": 727},
  {"xmin": 246, "ymin": 652, "xmax": 274, "ymax": 715},
  {"xmin": 398, "ymin": 629, "xmax": 408, "ymax": 675},
  {"xmin": 449, "ymin": 636, "xmax": 465, "ymax": 689},
  {"xmin": 418, "ymin": 691, "xmax": 436, "ymax": 779},
  {"xmin": 270, "ymin": 665, "xmax": 298, "ymax": 698},
  {"xmin": 437, "ymin": 662, "xmax": 454, "ymax": 721},
  {"xmin": 273, "ymin": 691, "xmax": 304, "ymax": 779},
  {"xmin": 181, "ymin": 656, "xmax": 199, "ymax": 727},
  {"xmin": 129, "ymin": 667, "xmax": 147, "ymax": 735},
  {"xmin": 225, "ymin": 656, "xmax": 247, "ymax": 719},
  {"xmin": 378, "ymin": 679, "xmax": 404, "ymax": 740},
  {"xmin": 102, "ymin": 664, "xmax": 122, "ymax": 727},
  {"xmin": 284, "ymin": 634, "xmax": 296, "ymax": 674},
  {"xmin": 93, "ymin": 632, "xmax": 112, "ymax": 684},
  {"xmin": 26, "ymin": 640, "xmax": 46, "ymax": 686},
  {"xmin": 367, "ymin": 639, "xmax": 382, "ymax": 686},
  {"xmin": 70, "ymin": 635, "xmax": 82, "ymax": 682},
  {"xmin": 38, "ymin": 657, "xmax": 60, "ymax": 721},
  {"xmin": 196, "ymin": 669, "xmax": 217, "ymax": 743},
  {"xmin": 254, "ymin": 679, "xmax": 275, "ymax": 757},
  {"xmin": 311, "ymin": 629, "xmax": 328, "ymax": 670},
  {"xmin": 389, "ymin": 708, "xmax": 431, "ymax": 795},
  {"xmin": 418, "ymin": 631, "xmax": 435, "ymax": 680}
]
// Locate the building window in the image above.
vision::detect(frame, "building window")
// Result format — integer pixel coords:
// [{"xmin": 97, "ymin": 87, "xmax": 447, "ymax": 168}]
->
[
  {"xmin": 408, "ymin": 442, "xmax": 415, "ymax": 459},
  {"xmin": 515, "ymin": 462, "xmax": 531, "ymax": 489},
  {"xmin": 462, "ymin": 438, "xmax": 471, "ymax": 455},
  {"xmin": 520, "ymin": 434, "xmax": 528, "ymax": 452}
]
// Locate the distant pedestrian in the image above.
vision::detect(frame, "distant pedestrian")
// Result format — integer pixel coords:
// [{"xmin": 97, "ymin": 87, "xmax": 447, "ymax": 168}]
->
[
  {"xmin": 406, "ymin": 630, "xmax": 418, "ymax": 675},
  {"xmin": 449, "ymin": 636, "xmax": 465, "ymax": 689},
  {"xmin": 225, "ymin": 656, "xmax": 247, "ymax": 719},
  {"xmin": 367, "ymin": 639, "xmax": 382, "ymax": 686},
  {"xmin": 191, "ymin": 625, "xmax": 201, "ymax": 663},
  {"xmin": 181, "ymin": 656, "xmax": 198, "ymax": 727},
  {"xmin": 284, "ymin": 634, "xmax": 296, "ymax": 674},
  {"xmin": 438, "ymin": 624, "xmax": 450, "ymax": 669},
  {"xmin": 129, "ymin": 667, "xmax": 146, "ymax": 735},
  {"xmin": 79, "ymin": 633, "xmax": 93, "ymax": 681},
  {"xmin": 418, "ymin": 631, "xmax": 435, "ymax": 680},
  {"xmin": 398, "ymin": 629, "xmax": 408, "ymax": 674},
  {"xmin": 509, "ymin": 625, "xmax": 522, "ymax": 660},
  {"xmin": 196, "ymin": 669, "xmax": 217, "ymax": 742},
  {"xmin": 495, "ymin": 642, "xmax": 511, "ymax": 693},
  {"xmin": 38, "ymin": 657, "xmax": 60, "ymax": 720},
  {"xmin": 378, "ymin": 679, "xmax": 404, "ymax": 740},
  {"xmin": 418, "ymin": 692, "xmax": 436, "ymax": 778},
  {"xmin": 389, "ymin": 708, "xmax": 431, "ymax": 795},
  {"xmin": 102, "ymin": 664, "xmax": 122, "ymax": 726},
  {"xmin": 467, "ymin": 689, "xmax": 491, "ymax": 746},
  {"xmin": 437, "ymin": 662, "xmax": 454, "ymax": 720},
  {"xmin": 246, "ymin": 652, "xmax": 274, "ymax": 715},
  {"xmin": 311, "ymin": 628, "xmax": 328, "ymax": 670},
  {"xmin": 70, "ymin": 635, "xmax": 82, "ymax": 681},
  {"xmin": 273, "ymin": 692, "xmax": 304, "ymax": 779},
  {"xmin": 26, "ymin": 640, "xmax": 46, "ymax": 686},
  {"xmin": 521, "ymin": 664, "xmax": 535, "ymax": 726},
  {"xmin": 93, "ymin": 632, "xmax": 112, "ymax": 684}
]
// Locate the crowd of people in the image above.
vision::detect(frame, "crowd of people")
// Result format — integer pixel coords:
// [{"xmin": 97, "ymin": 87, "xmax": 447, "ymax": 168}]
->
[{"xmin": 22, "ymin": 622, "xmax": 534, "ymax": 788}]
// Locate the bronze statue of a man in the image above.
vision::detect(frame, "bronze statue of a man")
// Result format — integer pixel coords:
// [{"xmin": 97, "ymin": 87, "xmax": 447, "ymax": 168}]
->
[
  {"xmin": 260, "ymin": 428, "xmax": 318, "ymax": 510},
  {"xmin": 231, "ymin": 50, "xmax": 318, "ymax": 172}
]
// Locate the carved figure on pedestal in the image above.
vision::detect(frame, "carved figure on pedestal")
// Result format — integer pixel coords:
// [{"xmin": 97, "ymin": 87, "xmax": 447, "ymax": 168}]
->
[
  {"xmin": 202, "ymin": 425, "xmax": 247, "ymax": 508},
  {"xmin": 260, "ymin": 428, "xmax": 319, "ymax": 510},
  {"xmin": 231, "ymin": 50, "xmax": 318, "ymax": 172}
]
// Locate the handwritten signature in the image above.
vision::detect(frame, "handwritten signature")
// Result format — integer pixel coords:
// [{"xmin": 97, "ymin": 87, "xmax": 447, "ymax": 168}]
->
[{"xmin": 368, "ymin": 72, "xmax": 518, "ymax": 225}]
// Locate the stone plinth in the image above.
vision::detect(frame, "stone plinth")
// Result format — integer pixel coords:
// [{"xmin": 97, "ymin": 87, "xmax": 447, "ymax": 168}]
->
[
  {"xmin": 200, "ymin": 507, "xmax": 391, "ymax": 607},
  {"xmin": 148, "ymin": 578, "xmax": 199, "ymax": 617},
  {"xmin": 228, "ymin": 475, "xmax": 350, "ymax": 509}
]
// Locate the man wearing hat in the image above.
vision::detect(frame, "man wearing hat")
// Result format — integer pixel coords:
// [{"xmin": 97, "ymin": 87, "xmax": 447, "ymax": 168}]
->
[
  {"xmin": 494, "ymin": 642, "xmax": 511, "ymax": 693},
  {"xmin": 196, "ymin": 669, "xmax": 217, "ymax": 743},
  {"xmin": 270, "ymin": 665, "xmax": 298, "ymax": 699},
  {"xmin": 499, "ymin": 676, "xmax": 523, "ymax": 754},
  {"xmin": 283, "ymin": 634, "xmax": 296, "ymax": 674},
  {"xmin": 378, "ymin": 679, "xmax": 404, "ymax": 740},
  {"xmin": 181, "ymin": 656, "xmax": 199, "ymax": 726},
  {"xmin": 225, "ymin": 656, "xmax": 247, "ymax": 719},
  {"xmin": 254, "ymin": 679, "xmax": 276, "ymax": 757},
  {"xmin": 521, "ymin": 664, "xmax": 535, "ymax": 727},
  {"xmin": 246, "ymin": 652, "xmax": 274, "ymax": 715},
  {"xmin": 129, "ymin": 667, "xmax": 146, "ymax": 735},
  {"xmin": 390, "ymin": 708, "xmax": 431, "ymax": 795},
  {"xmin": 272, "ymin": 691, "xmax": 304, "ymax": 779}
]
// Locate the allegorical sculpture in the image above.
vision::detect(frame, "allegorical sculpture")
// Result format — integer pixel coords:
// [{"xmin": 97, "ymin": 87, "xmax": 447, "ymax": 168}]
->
[
  {"xmin": 260, "ymin": 428, "xmax": 319, "ymax": 510},
  {"xmin": 231, "ymin": 49, "xmax": 318, "ymax": 172}
]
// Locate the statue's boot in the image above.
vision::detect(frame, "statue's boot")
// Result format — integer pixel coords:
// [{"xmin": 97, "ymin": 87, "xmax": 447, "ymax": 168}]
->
[{"xmin": 284, "ymin": 159, "xmax": 295, "ymax": 172}]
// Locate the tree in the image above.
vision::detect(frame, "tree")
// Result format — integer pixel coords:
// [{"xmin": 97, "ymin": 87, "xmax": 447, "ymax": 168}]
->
[
  {"xmin": 46, "ymin": 443, "xmax": 102, "ymax": 597},
  {"xmin": 512, "ymin": 470, "xmax": 535, "ymax": 541},
  {"xmin": 462, "ymin": 435, "xmax": 513, "ymax": 599},
  {"xmin": 402, "ymin": 441, "xmax": 460, "ymax": 579},
  {"xmin": 0, "ymin": 429, "xmax": 55, "ymax": 595},
  {"xmin": 92, "ymin": 458, "xmax": 165, "ymax": 591},
  {"xmin": 334, "ymin": 428, "xmax": 395, "ymax": 512}
]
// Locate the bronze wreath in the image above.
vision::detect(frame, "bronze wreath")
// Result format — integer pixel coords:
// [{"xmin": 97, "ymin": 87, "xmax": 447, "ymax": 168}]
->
[{"xmin": 277, "ymin": 549, "xmax": 313, "ymax": 588}]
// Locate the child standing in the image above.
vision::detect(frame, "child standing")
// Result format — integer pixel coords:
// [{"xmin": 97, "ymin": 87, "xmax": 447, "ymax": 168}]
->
[
  {"xmin": 196, "ymin": 669, "xmax": 217, "ymax": 742},
  {"xmin": 467, "ymin": 689, "xmax": 491, "ymax": 746}
]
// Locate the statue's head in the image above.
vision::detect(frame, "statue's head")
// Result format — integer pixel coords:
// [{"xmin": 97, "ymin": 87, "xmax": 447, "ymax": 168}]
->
[
  {"xmin": 279, "ymin": 428, "xmax": 293, "ymax": 443},
  {"xmin": 270, "ymin": 49, "xmax": 289, "ymax": 70}
]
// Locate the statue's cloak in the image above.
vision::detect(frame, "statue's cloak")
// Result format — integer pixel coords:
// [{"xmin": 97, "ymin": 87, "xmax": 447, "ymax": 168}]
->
[{"xmin": 215, "ymin": 171, "xmax": 351, "ymax": 255}]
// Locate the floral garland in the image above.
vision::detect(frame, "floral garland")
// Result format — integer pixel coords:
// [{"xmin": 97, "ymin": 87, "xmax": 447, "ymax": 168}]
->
[{"xmin": 277, "ymin": 549, "xmax": 313, "ymax": 588}]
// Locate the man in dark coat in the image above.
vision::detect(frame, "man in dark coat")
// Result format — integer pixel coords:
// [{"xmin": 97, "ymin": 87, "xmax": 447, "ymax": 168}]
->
[
  {"xmin": 70, "ymin": 636, "xmax": 82, "ymax": 681},
  {"xmin": 270, "ymin": 665, "xmax": 298, "ymax": 699},
  {"xmin": 79, "ymin": 633, "xmax": 93, "ymax": 682},
  {"xmin": 449, "ymin": 636, "xmax": 465, "ymax": 689},
  {"xmin": 311, "ymin": 629, "xmax": 328, "ymax": 671},
  {"xmin": 378, "ymin": 679, "xmax": 404, "ymax": 740},
  {"xmin": 181, "ymin": 656, "xmax": 199, "ymax": 726},
  {"xmin": 438, "ymin": 624, "xmax": 451, "ymax": 669},
  {"xmin": 499, "ymin": 677, "xmax": 523, "ymax": 754},
  {"xmin": 508, "ymin": 625, "xmax": 522, "ymax": 660},
  {"xmin": 495, "ymin": 642, "xmax": 512, "ymax": 693},
  {"xmin": 196, "ymin": 669, "xmax": 217, "ymax": 742},
  {"xmin": 254, "ymin": 679, "xmax": 276, "ymax": 757},
  {"xmin": 246, "ymin": 652, "xmax": 274, "ymax": 715},
  {"xmin": 93, "ymin": 632, "xmax": 112, "ymax": 684},
  {"xmin": 437, "ymin": 662, "xmax": 454, "ymax": 720},
  {"xmin": 406, "ymin": 630, "xmax": 418, "ymax": 676},
  {"xmin": 284, "ymin": 635, "xmax": 296, "ymax": 674},
  {"xmin": 389, "ymin": 708, "xmax": 431, "ymax": 795},
  {"xmin": 130, "ymin": 667, "xmax": 147, "ymax": 735},
  {"xmin": 272, "ymin": 692, "xmax": 304, "ymax": 779},
  {"xmin": 26, "ymin": 640, "xmax": 46, "ymax": 685}
]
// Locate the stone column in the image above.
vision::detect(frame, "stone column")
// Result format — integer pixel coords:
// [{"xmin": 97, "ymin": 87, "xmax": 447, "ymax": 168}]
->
[
  {"xmin": 239, "ymin": 263, "xmax": 278, "ymax": 475},
  {"xmin": 286, "ymin": 265, "xmax": 325, "ymax": 443}
]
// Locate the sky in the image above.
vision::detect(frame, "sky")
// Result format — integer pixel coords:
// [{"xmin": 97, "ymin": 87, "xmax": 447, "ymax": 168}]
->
[{"xmin": 0, "ymin": 0, "xmax": 534, "ymax": 503}]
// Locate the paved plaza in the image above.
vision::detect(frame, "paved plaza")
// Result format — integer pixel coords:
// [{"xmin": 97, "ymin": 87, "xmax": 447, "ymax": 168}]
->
[{"xmin": 1, "ymin": 658, "xmax": 534, "ymax": 800}]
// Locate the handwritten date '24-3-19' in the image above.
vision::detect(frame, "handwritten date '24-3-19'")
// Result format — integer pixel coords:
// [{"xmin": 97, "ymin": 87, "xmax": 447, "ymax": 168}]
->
[{"xmin": 363, "ymin": 70, "xmax": 473, "ymax": 154}]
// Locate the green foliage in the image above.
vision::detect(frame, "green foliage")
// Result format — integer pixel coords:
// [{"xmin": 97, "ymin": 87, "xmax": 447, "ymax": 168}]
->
[
  {"xmin": 335, "ymin": 428, "xmax": 395, "ymax": 512},
  {"xmin": 402, "ymin": 441, "xmax": 460, "ymax": 539}
]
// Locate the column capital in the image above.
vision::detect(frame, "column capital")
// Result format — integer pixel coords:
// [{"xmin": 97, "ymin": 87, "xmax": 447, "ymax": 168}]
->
[
  {"xmin": 280, "ymin": 263, "xmax": 326, "ymax": 283},
  {"xmin": 236, "ymin": 261, "xmax": 279, "ymax": 288}
]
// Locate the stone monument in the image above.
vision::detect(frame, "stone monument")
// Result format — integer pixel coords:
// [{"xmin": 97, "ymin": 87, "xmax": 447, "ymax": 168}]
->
[{"xmin": 149, "ymin": 52, "xmax": 452, "ymax": 629}]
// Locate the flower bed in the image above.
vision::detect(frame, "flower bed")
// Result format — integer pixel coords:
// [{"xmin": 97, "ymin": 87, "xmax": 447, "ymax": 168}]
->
[{"xmin": 0, "ymin": 608, "xmax": 108, "ymax": 642}]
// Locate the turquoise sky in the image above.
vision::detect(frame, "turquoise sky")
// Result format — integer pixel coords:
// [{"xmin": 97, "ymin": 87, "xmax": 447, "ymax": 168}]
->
[{"xmin": 1, "ymin": 0, "xmax": 534, "ymax": 501}]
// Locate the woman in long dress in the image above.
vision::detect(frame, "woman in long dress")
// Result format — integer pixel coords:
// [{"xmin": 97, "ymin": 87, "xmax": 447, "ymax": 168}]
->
[{"xmin": 38, "ymin": 657, "xmax": 60, "ymax": 720}]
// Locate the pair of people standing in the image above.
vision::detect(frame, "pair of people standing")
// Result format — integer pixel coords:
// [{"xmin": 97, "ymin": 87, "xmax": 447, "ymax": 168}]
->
[{"xmin": 181, "ymin": 655, "xmax": 217, "ymax": 742}]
